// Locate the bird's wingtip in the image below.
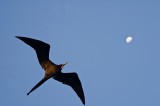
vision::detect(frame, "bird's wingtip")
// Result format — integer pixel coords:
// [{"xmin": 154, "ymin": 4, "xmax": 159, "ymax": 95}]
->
[
  {"xmin": 15, "ymin": 36, "xmax": 25, "ymax": 40},
  {"xmin": 83, "ymin": 101, "xmax": 85, "ymax": 105},
  {"xmin": 27, "ymin": 92, "xmax": 30, "ymax": 96},
  {"xmin": 15, "ymin": 36, "xmax": 20, "ymax": 38}
]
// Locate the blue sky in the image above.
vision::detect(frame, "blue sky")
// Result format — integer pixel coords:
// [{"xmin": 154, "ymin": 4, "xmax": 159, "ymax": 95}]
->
[{"xmin": 1, "ymin": 0, "xmax": 160, "ymax": 106}]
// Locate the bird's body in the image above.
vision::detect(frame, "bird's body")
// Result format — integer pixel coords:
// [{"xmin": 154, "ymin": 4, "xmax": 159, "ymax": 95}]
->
[
  {"xmin": 41, "ymin": 60, "xmax": 58, "ymax": 76},
  {"xmin": 16, "ymin": 36, "xmax": 85, "ymax": 105}
]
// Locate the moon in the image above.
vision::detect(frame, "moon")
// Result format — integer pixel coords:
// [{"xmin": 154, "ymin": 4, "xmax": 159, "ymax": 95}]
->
[{"xmin": 126, "ymin": 36, "xmax": 133, "ymax": 43}]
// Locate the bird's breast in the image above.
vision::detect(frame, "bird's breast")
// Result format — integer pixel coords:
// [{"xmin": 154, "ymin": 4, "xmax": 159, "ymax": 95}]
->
[{"xmin": 41, "ymin": 61, "xmax": 58, "ymax": 77}]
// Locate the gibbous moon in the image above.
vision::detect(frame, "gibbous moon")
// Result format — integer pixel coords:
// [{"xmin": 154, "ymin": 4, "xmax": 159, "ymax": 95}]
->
[{"xmin": 126, "ymin": 36, "xmax": 133, "ymax": 43}]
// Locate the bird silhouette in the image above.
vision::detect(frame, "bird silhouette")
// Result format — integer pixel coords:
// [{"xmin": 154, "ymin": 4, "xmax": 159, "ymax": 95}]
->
[{"xmin": 16, "ymin": 36, "xmax": 85, "ymax": 105}]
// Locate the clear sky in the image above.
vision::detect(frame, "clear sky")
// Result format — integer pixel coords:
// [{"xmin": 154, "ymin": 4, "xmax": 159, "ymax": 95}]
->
[{"xmin": 1, "ymin": 0, "xmax": 160, "ymax": 106}]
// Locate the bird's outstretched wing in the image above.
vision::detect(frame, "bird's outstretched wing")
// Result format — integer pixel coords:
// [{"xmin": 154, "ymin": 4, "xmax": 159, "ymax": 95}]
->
[
  {"xmin": 27, "ymin": 76, "xmax": 50, "ymax": 95},
  {"xmin": 53, "ymin": 72, "xmax": 85, "ymax": 105},
  {"xmin": 16, "ymin": 36, "xmax": 50, "ymax": 65}
]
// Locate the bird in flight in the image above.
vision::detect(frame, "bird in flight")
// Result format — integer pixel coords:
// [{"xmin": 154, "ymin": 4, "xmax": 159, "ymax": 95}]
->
[{"xmin": 16, "ymin": 36, "xmax": 85, "ymax": 105}]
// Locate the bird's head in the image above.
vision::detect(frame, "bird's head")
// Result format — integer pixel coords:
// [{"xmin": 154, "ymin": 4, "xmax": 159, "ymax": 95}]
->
[{"xmin": 60, "ymin": 62, "xmax": 69, "ymax": 69}]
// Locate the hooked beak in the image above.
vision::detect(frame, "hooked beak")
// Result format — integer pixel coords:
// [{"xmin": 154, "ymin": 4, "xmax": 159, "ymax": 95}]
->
[
  {"xmin": 61, "ymin": 62, "xmax": 69, "ymax": 69},
  {"xmin": 64, "ymin": 62, "xmax": 69, "ymax": 66}
]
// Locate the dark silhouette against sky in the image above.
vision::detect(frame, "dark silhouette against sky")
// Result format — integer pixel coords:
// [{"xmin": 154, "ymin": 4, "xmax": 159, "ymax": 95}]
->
[
  {"xmin": 1, "ymin": 1, "xmax": 160, "ymax": 106},
  {"xmin": 16, "ymin": 36, "xmax": 85, "ymax": 105}
]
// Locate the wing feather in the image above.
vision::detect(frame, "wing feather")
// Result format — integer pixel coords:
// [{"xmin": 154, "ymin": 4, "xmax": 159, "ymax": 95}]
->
[
  {"xmin": 27, "ymin": 76, "xmax": 50, "ymax": 95},
  {"xmin": 54, "ymin": 72, "xmax": 85, "ymax": 105},
  {"xmin": 16, "ymin": 36, "xmax": 50, "ymax": 65}
]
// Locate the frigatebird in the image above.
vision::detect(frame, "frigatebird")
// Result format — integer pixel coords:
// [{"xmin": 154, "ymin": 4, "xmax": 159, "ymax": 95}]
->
[{"xmin": 16, "ymin": 36, "xmax": 85, "ymax": 105}]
